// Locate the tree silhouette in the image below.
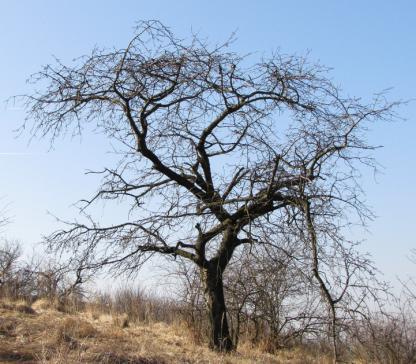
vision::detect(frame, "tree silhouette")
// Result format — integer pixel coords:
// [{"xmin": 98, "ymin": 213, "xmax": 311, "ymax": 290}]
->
[{"xmin": 23, "ymin": 21, "xmax": 397, "ymax": 352}]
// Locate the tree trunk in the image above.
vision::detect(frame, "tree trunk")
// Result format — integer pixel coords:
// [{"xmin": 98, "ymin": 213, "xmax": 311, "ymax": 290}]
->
[
  {"xmin": 329, "ymin": 305, "xmax": 339, "ymax": 364},
  {"xmin": 202, "ymin": 266, "xmax": 234, "ymax": 352}
]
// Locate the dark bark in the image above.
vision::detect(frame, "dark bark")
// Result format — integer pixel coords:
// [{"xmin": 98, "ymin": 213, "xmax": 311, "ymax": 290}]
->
[{"xmin": 202, "ymin": 265, "xmax": 234, "ymax": 352}]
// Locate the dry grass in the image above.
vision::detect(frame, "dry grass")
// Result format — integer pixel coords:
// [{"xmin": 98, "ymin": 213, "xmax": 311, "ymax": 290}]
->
[
  {"xmin": 31, "ymin": 298, "xmax": 60, "ymax": 312},
  {"xmin": 54, "ymin": 317, "xmax": 98, "ymax": 347},
  {"xmin": 111, "ymin": 313, "xmax": 130, "ymax": 328},
  {"xmin": 0, "ymin": 299, "xmax": 36, "ymax": 315},
  {"xmin": 0, "ymin": 298, "xmax": 332, "ymax": 363}
]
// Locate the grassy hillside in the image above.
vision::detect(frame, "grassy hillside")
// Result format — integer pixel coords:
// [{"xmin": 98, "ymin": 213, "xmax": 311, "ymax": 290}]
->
[{"xmin": 0, "ymin": 299, "xmax": 332, "ymax": 364}]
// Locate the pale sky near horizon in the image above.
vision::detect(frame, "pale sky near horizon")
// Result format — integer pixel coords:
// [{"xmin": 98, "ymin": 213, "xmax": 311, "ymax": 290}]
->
[{"xmin": 0, "ymin": 1, "xmax": 415, "ymax": 290}]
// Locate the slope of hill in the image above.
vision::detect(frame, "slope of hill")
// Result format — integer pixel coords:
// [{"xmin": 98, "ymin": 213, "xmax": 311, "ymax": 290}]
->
[{"xmin": 0, "ymin": 300, "xmax": 331, "ymax": 364}]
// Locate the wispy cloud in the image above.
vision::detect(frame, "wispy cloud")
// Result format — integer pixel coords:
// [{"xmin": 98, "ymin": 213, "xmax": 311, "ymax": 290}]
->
[{"xmin": 0, "ymin": 152, "xmax": 37, "ymax": 156}]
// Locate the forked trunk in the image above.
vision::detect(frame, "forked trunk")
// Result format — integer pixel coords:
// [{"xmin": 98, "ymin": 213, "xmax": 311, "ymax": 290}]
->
[{"xmin": 202, "ymin": 266, "xmax": 234, "ymax": 352}]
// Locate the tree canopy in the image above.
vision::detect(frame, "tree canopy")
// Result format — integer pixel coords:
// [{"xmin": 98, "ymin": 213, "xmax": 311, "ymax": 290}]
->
[{"xmin": 23, "ymin": 20, "xmax": 397, "ymax": 352}]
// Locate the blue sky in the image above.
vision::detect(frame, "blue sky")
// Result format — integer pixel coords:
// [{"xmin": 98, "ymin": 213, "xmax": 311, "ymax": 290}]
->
[{"xmin": 0, "ymin": 1, "xmax": 415, "ymax": 286}]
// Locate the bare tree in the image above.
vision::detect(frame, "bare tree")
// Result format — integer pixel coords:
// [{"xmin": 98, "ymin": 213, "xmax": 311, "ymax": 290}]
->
[
  {"xmin": 21, "ymin": 20, "xmax": 397, "ymax": 351},
  {"xmin": 0, "ymin": 240, "xmax": 22, "ymax": 297}
]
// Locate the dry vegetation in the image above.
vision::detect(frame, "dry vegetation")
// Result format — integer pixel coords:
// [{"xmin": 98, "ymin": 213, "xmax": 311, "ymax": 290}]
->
[
  {"xmin": 1, "ymin": 241, "xmax": 416, "ymax": 363},
  {"xmin": 0, "ymin": 296, "xmax": 334, "ymax": 364},
  {"xmin": 1, "ymin": 285, "xmax": 416, "ymax": 364}
]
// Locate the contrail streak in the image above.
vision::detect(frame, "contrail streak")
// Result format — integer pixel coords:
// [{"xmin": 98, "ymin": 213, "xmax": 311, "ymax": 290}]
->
[{"xmin": 0, "ymin": 152, "xmax": 36, "ymax": 156}]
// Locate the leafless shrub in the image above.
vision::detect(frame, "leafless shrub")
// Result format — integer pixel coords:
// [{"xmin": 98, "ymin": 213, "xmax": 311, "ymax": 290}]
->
[
  {"xmin": 0, "ymin": 239, "xmax": 87, "ymax": 313},
  {"xmin": 347, "ymin": 298, "xmax": 416, "ymax": 364},
  {"xmin": 90, "ymin": 286, "xmax": 181, "ymax": 325},
  {"xmin": 223, "ymin": 244, "xmax": 322, "ymax": 351},
  {"xmin": 346, "ymin": 252, "xmax": 416, "ymax": 363},
  {"xmin": 0, "ymin": 240, "xmax": 33, "ymax": 300}
]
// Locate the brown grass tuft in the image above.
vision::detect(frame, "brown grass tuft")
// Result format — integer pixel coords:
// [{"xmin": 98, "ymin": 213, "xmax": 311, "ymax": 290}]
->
[
  {"xmin": 55, "ymin": 317, "xmax": 97, "ymax": 342},
  {"xmin": 112, "ymin": 313, "xmax": 130, "ymax": 328},
  {"xmin": 0, "ymin": 299, "xmax": 36, "ymax": 314},
  {"xmin": 0, "ymin": 317, "xmax": 18, "ymax": 336},
  {"xmin": 15, "ymin": 303, "xmax": 36, "ymax": 314},
  {"xmin": 32, "ymin": 298, "xmax": 59, "ymax": 311}
]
